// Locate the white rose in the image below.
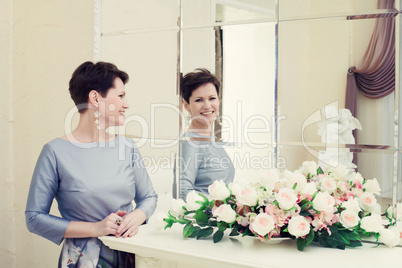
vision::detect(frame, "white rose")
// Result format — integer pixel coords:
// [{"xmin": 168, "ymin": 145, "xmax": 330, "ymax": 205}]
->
[
  {"xmin": 342, "ymin": 198, "xmax": 361, "ymax": 213},
  {"xmin": 213, "ymin": 204, "xmax": 237, "ymax": 223},
  {"xmin": 284, "ymin": 170, "xmax": 307, "ymax": 192},
  {"xmin": 360, "ymin": 214, "xmax": 384, "ymax": 233},
  {"xmin": 347, "ymin": 172, "xmax": 364, "ymax": 186},
  {"xmin": 326, "ymin": 164, "xmax": 349, "ymax": 181},
  {"xmin": 301, "ymin": 182, "xmax": 317, "ymax": 197},
  {"xmin": 251, "ymin": 213, "xmax": 275, "ymax": 236},
  {"xmin": 228, "ymin": 182, "xmax": 242, "ymax": 196},
  {"xmin": 319, "ymin": 176, "xmax": 337, "ymax": 194},
  {"xmin": 386, "ymin": 203, "xmax": 402, "ymax": 221},
  {"xmin": 275, "ymin": 188, "xmax": 297, "ymax": 210},
  {"xmin": 358, "ymin": 192, "xmax": 377, "ymax": 212},
  {"xmin": 258, "ymin": 169, "xmax": 280, "ymax": 190},
  {"xmin": 379, "ymin": 227, "xmax": 400, "ymax": 248},
  {"xmin": 236, "ymin": 184, "xmax": 258, "ymax": 207},
  {"xmin": 312, "ymin": 192, "xmax": 335, "ymax": 213},
  {"xmin": 339, "ymin": 210, "xmax": 359, "ymax": 229},
  {"xmin": 296, "ymin": 161, "xmax": 319, "ymax": 177},
  {"xmin": 185, "ymin": 191, "xmax": 204, "ymax": 211},
  {"xmin": 149, "ymin": 211, "xmax": 168, "ymax": 231},
  {"xmin": 208, "ymin": 180, "xmax": 230, "ymax": 201},
  {"xmin": 288, "ymin": 215, "xmax": 311, "ymax": 238},
  {"xmin": 363, "ymin": 178, "xmax": 381, "ymax": 195},
  {"xmin": 170, "ymin": 198, "xmax": 186, "ymax": 217}
]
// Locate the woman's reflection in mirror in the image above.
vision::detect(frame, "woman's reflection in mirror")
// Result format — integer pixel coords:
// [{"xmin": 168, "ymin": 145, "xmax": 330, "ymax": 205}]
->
[{"xmin": 179, "ymin": 68, "xmax": 235, "ymax": 200}]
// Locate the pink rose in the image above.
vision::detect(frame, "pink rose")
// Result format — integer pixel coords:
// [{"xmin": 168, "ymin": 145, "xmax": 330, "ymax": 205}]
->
[
  {"xmin": 236, "ymin": 185, "xmax": 258, "ymax": 207},
  {"xmin": 288, "ymin": 215, "xmax": 311, "ymax": 238},
  {"xmin": 213, "ymin": 204, "xmax": 236, "ymax": 223},
  {"xmin": 339, "ymin": 210, "xmax": 359, "ymax": 229},
  {"xmin": 251, "ymin": 213, "xmax": 275, "ymax": 236},
  {"xmin": 319, "ymin": 176, "xmax": 337, "ymax": 194},
  {"xmin": 275, "ymin": 188, "xmax": 297, "ymax": 210},
  {"xmin": 312, "ymin": 192, "xmax": 335, "ymax": 213},
  {"xmin": 208, "ymin": 180, "xmax": 230, "ymax": 201},
  {"xmin": 358, "ymin": 192, "xmax": 377, "ymax": 212}
]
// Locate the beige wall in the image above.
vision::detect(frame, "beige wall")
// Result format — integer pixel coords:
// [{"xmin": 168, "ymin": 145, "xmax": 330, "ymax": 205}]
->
[
  {"xmin": 0, "ymin": 0, "xmax": 15, "ymax": 266},
  {"xmin": 0, "ymin": 0, "xmax": 94, "ymax": 267}
]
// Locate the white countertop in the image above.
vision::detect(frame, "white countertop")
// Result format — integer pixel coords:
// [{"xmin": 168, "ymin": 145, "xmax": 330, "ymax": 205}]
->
[{"xmin": 100, "ymin": 222, "xmax": 401, "ymax": 268}]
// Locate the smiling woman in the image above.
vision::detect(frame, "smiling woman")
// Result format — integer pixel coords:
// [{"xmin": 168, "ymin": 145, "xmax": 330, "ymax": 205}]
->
[
  {"xmin": 25, "ymin": 61, "xmax": 158, "ymax": 267},
  {"xmin": 179, "ymin": 69, "xmax": 235, "ymax": 199}
]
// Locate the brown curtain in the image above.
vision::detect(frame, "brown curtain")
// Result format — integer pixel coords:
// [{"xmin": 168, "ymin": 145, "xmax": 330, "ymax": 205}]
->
[{"xmin": 345, "ymin": 0, "xmax": 396, "ymax": 118}]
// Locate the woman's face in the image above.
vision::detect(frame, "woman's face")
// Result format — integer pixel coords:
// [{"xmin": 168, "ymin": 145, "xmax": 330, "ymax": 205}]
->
[
  {"xmin": 184, "ymin": 82, "xmax": 219, "ymax": 126},
  {"xmin": 98, "ymin": 77, "xmax": 129, "ymax": 127}
]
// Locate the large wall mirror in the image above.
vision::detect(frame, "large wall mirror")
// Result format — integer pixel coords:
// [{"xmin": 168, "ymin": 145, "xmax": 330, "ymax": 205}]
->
[{"xmin": 99, "ymin": 0, "xmax": 401, "ymax": 214}]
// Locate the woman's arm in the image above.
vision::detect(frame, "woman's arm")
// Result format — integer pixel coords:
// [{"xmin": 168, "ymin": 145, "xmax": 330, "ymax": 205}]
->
[
  {"xmin": 130, "ymin": 144, "xmax": 158, "ymax": 219},
  {"xmin": 25, "ymin": 144, "xmax": 70, "ymax": 245},
  {"xmin": 179, "ymin": 140, "xmax": 203, "ymax": 199},
  {"xmin": 64, "ymin": 210, "xmax": 127, "ymax": 238}
]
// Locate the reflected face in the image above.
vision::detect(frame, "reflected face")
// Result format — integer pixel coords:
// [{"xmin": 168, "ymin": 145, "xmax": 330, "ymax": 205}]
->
[
  {"xmin": 99, "ymin": 77, "xmax": 129, "ymax": 127},
  {"xmin": 184, "ymin": 83, "xmax": 219, "ymax": 126}
]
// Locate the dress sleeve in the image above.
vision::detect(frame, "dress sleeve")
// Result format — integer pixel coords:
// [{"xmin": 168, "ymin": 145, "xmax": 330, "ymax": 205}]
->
[
  {"xmin": 25, "ymin": 143, "xmax": 70, "ymax": 245},
  {"xmin": 179, "ymin": 141, "xmax": 203, "ymax": 200},
  {"xmin": 131, "ymin": 144, "xmax": 158, "ymax": 220}
]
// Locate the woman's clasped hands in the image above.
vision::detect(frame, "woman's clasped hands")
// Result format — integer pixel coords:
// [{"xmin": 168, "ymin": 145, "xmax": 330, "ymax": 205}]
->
[{"xmin": 96, "ymin": 209, "xmax": 147, "ymax": 238}]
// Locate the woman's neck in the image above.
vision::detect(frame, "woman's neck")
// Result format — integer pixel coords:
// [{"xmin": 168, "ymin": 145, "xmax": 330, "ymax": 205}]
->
[
  {"xmin": 188, "ymin": 121, "xmax": 213, "ymax": 137},
  {"xmin": 63, "ymin": 112, "xmax": 115, "ymax": 143}
]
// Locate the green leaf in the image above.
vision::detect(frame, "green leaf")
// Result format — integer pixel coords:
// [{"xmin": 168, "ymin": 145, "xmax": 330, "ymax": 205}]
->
[
  {"xmin": 164, "ymin": 218, "xmax": 174, "ymax": 229},
  {"xmin": 297, "ymin": 238, "xmax": 307, "ymax": 251},
  {"xmin": 196, "ymin": 227, "xmax": 214, "ymax": 239},
  {"xmin": 218, "ymin": 222, "xmax": 228, "ymax": 232},
  {"xmin": 300, "ymin": 202, "xmax": 311, "ymax": 212},
  {"xmin": 229, "ymin": 228, "xmax": 240, "ymax": 236},
  {"xmin": 194, "ymin": 211, "xmax": 209, "ymax": 224},
  {"xmin": 213, "ymin": 230, "xmax": 224, "ymax": 243},
  {"xmin": 349, "ymin": 240, "xmax": 362, "ymax": 247},
  {"xmin": 339, "ymin": 231, "xmax": 350, "ymax": 245},
  {"xmin": 305, "ymin": 229, "xmax": 315, "ymax": 246},
  {"xmin": 188, "ymin": 226, "xmax": 201, "ymax": 238},
  {"xmin": 347, "ymin": 230, "xmax": 361, "ymax": 241},
  {"xmin": 183, "ymin": 222, "xmax": 195, "ymax": 238},
  {"xmin": 318, "ymin": 236, "xmax": 332, "ymax": 248},
  {"xmin": 317, "ymin": 167, "xmax": 324, "ymax": 175}
]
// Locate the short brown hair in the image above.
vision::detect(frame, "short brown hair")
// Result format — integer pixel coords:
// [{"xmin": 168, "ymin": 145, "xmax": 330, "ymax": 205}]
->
[
  {"xmin": 180, "ymin": 68, "xmax": 220, "ymax": 103},
  {"xmin": 69, "ymin": 61, "xmax": 129, "ymax": 113}
]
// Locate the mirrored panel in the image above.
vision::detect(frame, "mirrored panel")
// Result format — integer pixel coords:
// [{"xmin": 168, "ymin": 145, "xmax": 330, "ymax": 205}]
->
[
  {"xmin": 178, "ymin": 140, "xmax": 277, "ymax": 199},
  {"xmin": 278, "ymin": 143, "xmax": 398, "ymax": 216},
  {"xmin": 180, "ymin": 22, "xmax": 276, "ymax": 144},
  {"xmin": 130, "ymin": 137, "xmax": 179, "ymax": 196},
  {"xmin": 181, "ymin": 0, "xmax": 277, "ymax": 28},
  {"xmin": 277, "ymin": 14, "xmax": 398, "ymax": 149},
  {"xmin": 179, "ymin": 21, "xmax": 277, "ymax": 197},
  {"xmin": 102, "ymin": 0, "xmax": 179, "ymax": 33},
  {"xmin": 279, "ymin": 0, "xmax": 399, "ymax": 21},
  {"xmin": 100, "ymin": 31, "xmax": 180, "ymax": 140}
]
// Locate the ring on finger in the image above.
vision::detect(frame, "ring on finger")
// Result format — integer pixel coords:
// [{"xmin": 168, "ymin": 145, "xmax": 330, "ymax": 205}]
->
[{"xmin": 115, "ymin": 218, "xmax": 122, "ymax": 226}]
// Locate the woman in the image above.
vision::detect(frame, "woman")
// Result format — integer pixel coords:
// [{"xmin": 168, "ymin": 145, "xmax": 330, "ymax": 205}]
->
[
  {"xmin": 179, "ymin": 68, "xmax": 235, "ymax": 200},
  {"xmin": 25, "ymin": 61, "xmax": 158, "ymax": 267}
]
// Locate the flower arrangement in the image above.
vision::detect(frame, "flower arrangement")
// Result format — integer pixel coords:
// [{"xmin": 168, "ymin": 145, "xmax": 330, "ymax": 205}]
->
[{"xmin": 164, "ymin": 161, "xmax": 401, "ymax": 251}]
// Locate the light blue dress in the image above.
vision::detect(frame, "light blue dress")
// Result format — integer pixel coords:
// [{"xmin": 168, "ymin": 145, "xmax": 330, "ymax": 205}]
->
[
  {"xmin": 25, "ymin": 135, "xmax": 157, "ymax": 267},
  {"xmin": 179, "ymin": 132, "xmax": 235, "ymax": 199}
]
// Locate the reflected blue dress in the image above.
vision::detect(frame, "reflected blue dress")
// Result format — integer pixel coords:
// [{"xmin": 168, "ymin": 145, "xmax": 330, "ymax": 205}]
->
[
  {"xmin": 25, "ymin": 136, "xmax": 158, "ymax": 267},
  {"xmin": 179, "ymin": 132, "xmax": 235, "ymax": 199}
]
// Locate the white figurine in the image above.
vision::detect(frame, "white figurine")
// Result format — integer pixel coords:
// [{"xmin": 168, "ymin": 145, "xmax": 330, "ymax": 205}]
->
[{"xmin": 317, "ymin": 106, "xmax": 362, "ymax": 170}]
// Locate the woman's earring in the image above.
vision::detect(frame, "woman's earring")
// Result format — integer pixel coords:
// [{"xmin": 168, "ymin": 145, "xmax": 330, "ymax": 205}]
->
[
  {"xmin": 94, "ymin": 110, "xmax": 100, "ymax": 130},
  {"xmin": 186, "ymin": 114, "xmax": 191, "ymax": 122}
]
